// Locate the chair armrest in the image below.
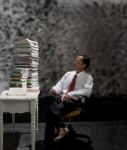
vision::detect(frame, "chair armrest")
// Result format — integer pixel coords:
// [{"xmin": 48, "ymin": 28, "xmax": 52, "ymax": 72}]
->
[{"xmin": 80, "ymin": 96, "xmax": 88, "ymax": 104}]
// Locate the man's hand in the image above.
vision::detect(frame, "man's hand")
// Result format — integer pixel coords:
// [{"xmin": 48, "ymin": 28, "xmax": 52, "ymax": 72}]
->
[
  {"xmin": 62, "ymin": 93, "xmax": 70, "ymax": 103},
  {"xmin": 50, "ymin": 88, "xmax": 57, "ymax": 95}
]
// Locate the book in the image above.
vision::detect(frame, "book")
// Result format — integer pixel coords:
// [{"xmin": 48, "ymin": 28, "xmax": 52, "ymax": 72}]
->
[{"xmin": 8, "ymin": 87, "xmax": 27, "ymax": 96}]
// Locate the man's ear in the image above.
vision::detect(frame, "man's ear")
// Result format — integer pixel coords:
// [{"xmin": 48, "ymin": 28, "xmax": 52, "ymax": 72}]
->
[{"xmin": 83, "ymin": 64, "xmax": 86, "ymax": 69}]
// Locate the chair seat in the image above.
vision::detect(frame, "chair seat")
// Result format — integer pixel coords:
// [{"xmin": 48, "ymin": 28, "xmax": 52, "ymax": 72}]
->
[{"xmin": 64, "ymin": 107, "xmax": 82, "ymax": 119}]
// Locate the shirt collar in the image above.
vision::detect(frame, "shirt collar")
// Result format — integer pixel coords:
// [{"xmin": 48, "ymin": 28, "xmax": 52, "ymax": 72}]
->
[{"xmin": 76, "ymin": 71, "xmax": 85, "ymax": 77}]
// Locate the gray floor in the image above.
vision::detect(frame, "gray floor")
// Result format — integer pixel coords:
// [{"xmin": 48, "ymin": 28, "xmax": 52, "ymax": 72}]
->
[{"xmin": 3, "ymin": 121, "xmax": 127, "ymax": 150}]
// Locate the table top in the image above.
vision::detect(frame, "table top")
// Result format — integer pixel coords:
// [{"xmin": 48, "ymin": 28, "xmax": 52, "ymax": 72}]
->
[{"xmin": 0, "ymin": 90, "xmax": 39, "ymax": 101}]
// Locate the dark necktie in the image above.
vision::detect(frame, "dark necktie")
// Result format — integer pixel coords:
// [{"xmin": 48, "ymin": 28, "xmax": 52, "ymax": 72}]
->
[{"xmin": 67, "ymin": 74, "xmax": 77, "ymax": 92}]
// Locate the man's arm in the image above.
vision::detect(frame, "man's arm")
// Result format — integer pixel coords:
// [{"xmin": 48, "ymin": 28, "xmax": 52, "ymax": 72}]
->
[
  {"xmin": 68, "ymin": 75, "xmax": 93, "ymax": 100},
  {"xmin": 51, "ymin": 73, "xmax": 67, "ymax": 95}
]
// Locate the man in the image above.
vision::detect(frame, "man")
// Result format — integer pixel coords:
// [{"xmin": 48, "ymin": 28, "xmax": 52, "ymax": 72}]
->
[{"xmin": 40, "ymin": 54, "xmax": 93, "ymax": 149}]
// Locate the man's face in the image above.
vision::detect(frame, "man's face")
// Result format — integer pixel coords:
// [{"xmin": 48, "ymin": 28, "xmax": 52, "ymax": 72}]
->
[{"xmin": 74, "ymin": 56, "xmax": 86, "ymax": 72}]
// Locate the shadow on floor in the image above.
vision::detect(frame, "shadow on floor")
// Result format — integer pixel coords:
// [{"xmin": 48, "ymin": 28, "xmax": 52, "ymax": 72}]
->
[{"xmin": 34, "ymin": 138, "xmax": 94, "ymax": 150}]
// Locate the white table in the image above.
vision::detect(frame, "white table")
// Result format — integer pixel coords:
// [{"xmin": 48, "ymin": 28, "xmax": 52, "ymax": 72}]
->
[{"xmin": 0, "ymin": 90, "xmax": 39, "ymax": 150}]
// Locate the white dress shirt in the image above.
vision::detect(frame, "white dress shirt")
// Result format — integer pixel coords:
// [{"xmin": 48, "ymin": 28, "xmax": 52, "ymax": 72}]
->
[{"xmin": 52, "ymin": 70, "xmax": 93, "ymax": 100}]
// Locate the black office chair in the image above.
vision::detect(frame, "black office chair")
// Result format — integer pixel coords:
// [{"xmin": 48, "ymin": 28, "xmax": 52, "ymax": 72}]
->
[
  {"xmin": 53, "ymin": 97, "xmax": 92, "ymax": 150},
  {"xmin": 63, "ymin": 96, "xmax": 92, "ymax": 143}
]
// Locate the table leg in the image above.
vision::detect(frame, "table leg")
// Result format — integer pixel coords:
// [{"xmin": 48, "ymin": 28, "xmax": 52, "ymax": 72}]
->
[
  {"xmin": 31, "ymin": 101, "xmax": 36, "ymax": 150},
  {"xmin": 12, "ymin": 113, "xmax": 15, "ymax": 133},
  {"xmin": 35, "ymin": 99, "xmax": 39, "ymax": 132},
  {"xmin": 0, "ymin": 102, "xmax": 3, "ymax": 150}
]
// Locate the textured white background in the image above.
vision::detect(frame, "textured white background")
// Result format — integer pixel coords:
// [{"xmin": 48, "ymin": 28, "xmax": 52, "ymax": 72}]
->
[{"xmin": 0, "ymin": 0, "xmax": 127, "ymax": 97}]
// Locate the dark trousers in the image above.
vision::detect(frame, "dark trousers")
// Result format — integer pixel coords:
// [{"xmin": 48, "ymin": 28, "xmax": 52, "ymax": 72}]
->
[{"xmin": 39, "ymin": 94, "xmax": 79, "ymax": 149}]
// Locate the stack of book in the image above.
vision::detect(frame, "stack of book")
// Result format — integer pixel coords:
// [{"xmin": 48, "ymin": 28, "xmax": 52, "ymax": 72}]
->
[
  {"xmin": 9, "ymin": 39, "xmax": 40, "ymax": 95},
  {"xmin": 9, "ymin": 68, "xmax": 22, "ymax": 88}
]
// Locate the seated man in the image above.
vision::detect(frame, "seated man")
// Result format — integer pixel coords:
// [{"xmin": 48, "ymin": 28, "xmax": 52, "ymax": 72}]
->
[{"xmin": 40, "ymin": 54, "xmax": 93, "ymax": 150}]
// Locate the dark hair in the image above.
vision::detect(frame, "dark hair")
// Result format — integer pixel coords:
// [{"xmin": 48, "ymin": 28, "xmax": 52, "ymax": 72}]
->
[{"xmin": 81, "ymin": 55, "xmax": 91, "ymax": 69}]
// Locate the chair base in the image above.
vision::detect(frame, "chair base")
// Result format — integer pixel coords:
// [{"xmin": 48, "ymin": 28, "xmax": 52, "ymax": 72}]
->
[
  {"xmin": 53, "ymin": 124, "xmax": 92, "ymax": 150},
  {"xmin": 67, "ymin": 124, "xmax": 92, "ymax": 143}
]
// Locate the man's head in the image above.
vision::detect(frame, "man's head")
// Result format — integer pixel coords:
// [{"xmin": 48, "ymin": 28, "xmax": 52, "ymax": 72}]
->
[{"xmin": 74, "ymin": 55, "xmax": 91, "ymax": 72}]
